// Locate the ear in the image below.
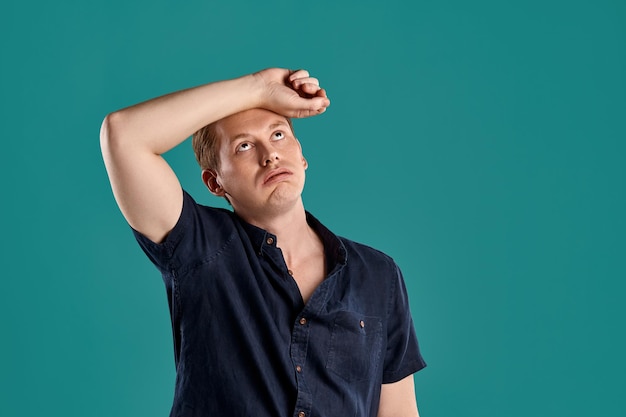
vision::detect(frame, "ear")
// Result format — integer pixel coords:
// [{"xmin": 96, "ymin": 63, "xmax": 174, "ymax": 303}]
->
[
  {"xmin": 202, "ymin": 169, "xmax": 225, "ymax": 197},
  {"xmin": 295, "ymin": 137, "xmax": 308, "ymax": 170}
]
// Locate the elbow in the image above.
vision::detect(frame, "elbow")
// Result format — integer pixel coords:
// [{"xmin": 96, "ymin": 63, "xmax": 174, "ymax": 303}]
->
[
  {"xmin": 100, "ymin": 112, "xmax": 120, "ymax": 152},
  {"xmin": 100, "ymin": 111, "xmax": 128, "ymax": 156}
]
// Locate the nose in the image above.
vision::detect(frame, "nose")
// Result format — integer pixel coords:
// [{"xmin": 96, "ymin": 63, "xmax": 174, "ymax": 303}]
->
[{"xmin": 262, "ymin": 151, "xmax": 280, "ymax": 166}]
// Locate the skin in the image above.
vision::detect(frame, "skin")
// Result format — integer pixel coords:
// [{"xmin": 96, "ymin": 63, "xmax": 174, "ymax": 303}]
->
[
  {"xmin": 204, "ymin": 109, "xmax": 309, "ymax": 226},
  {"xmin": 100, "ymin": 67, "xmax": 420, "ymax": 417}
]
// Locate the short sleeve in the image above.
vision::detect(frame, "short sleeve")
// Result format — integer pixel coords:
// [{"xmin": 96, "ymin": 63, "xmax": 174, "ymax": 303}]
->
[
  {"xmin": 382, "ymin": 264, "xmax": 427, "ymax": 383},
  {"xmin": 131, "ymin": 190, "xmax": 235, "ymax": 276}
]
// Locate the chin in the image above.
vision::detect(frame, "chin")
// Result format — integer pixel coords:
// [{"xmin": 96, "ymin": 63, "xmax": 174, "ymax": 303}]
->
[{"xmin": 266, "ymin": 186, "xmax": 303, "ymax": 209}]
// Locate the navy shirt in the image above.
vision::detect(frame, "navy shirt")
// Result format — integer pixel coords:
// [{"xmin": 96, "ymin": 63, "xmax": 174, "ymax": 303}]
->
[{"xmin": 133, "ymin": 191, "xmax": 426, "ymax": 417}]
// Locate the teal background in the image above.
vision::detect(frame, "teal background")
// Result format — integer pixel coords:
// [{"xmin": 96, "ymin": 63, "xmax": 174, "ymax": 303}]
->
[{"xmin": 1, "ymin": 0, "xmax": 624, "ymax": 416}]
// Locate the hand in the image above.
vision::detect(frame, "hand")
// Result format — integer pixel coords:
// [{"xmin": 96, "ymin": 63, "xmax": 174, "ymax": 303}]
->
[{"xmin": 253, "ymin": 68, "xmax": 330, "ymax": 118}]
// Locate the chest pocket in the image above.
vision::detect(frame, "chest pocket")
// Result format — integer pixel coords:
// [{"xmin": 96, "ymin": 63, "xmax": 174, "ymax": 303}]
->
[{"xmin": 326, "ymin": 311, "xmax": 383, "ymax": 382}]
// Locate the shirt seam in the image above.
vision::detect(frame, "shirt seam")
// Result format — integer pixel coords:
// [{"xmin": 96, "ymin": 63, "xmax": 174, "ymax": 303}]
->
[{"xmin": 170, "ymin": 230, "xmax": 238, "ymax": 278}]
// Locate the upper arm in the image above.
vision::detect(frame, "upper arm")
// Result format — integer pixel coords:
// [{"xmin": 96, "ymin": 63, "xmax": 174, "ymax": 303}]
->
[
  {"xmin": 100, "ymin": 111, "xmax": 184, "ymax": 243},
  {"xmin": 377, "ymin": 375, "xmax": 420, "ymax": 417}
]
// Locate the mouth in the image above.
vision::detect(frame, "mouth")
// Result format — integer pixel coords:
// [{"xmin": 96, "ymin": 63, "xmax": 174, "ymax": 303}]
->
[{"xmin": 263, "ymin": 168, "xmax": 292, "ymax": 185}]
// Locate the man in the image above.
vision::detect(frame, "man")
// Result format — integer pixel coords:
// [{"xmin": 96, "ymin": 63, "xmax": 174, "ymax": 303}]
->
[{"xmin": 100, "ymin": 67, "xmax": 426, "ymax": 417}]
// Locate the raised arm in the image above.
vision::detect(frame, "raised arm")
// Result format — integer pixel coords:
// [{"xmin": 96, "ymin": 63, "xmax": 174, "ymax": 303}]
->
[{"xmin": 100, "ymin": 68, "xmax": 329, "ymax": 243}]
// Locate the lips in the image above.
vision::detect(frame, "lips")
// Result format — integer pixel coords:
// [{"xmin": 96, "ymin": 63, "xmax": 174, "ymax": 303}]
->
[{"xmin": 263, "ymin": 168, "xmax": 292, "ymax": 185}]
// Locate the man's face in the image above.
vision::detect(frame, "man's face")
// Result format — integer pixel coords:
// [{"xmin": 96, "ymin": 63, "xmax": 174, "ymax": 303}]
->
[{"xmin": 210, "ymin": 108, "xmax": 308, "ymax": 220}]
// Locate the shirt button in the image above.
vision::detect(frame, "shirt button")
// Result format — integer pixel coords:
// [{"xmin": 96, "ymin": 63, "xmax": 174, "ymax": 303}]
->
[
  {"xmin": 360, "ymin": 320, "xmax": 365, "ymax": 328},
  {"xmin": 299, "ymin": 317, "xmax": 307, "ymax": 325},
  {"xmin": 298, "ymin": 412, "xmax": 306, "ymax": 417},
  {"xmin": 266, "ymin": 237, "xmax": 274, "ymax": 245},
  {"xmin": 296, "ymin": 365, "xmax": 302, "ymax": 372}
]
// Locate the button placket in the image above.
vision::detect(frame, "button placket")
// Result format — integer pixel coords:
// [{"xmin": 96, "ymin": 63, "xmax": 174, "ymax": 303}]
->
[{"xmin": 291, "ymin": 311, "xmax": 312, "ymax": 417}]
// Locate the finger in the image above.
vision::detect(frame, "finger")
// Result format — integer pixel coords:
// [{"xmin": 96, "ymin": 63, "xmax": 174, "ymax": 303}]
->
[
  {"xmin": 292, "ymin": 77, "xmax": 320, "ymax": 88},
  {"xmin": 298, "ymin": 82, "xmax": 322, "ymax": 95},
  {"xmin": 286, "ymin": 96, "xmax": 330, "ymax": 118},
  {"xmin": 292, "ymin": 106, "xmax": 327, "ymax": 118},
  {"xmin": 305, "ymin": 97, "xmax": 330, "ymax": 116},
  {"xmin": 288, "ymin": 69, "xmax": 310, "ymax": 82}
]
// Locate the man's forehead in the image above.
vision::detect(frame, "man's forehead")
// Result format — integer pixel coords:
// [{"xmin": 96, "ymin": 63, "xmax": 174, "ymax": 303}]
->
[{"xmin": 216, "ymin": 109, "xmax": 291, "ymax": 141}]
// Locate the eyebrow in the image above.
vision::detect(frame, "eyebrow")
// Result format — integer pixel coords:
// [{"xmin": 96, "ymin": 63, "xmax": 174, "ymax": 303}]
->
[{"xmin": 230, "ymin": 121, "xmax": 289, "ymax": 142}]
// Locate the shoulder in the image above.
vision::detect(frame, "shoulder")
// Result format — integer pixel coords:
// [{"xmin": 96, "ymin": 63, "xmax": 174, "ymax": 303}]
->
[
  {"xmin": 135, "ymin": 190, "xmax": 238, "ymax": 256},
  {"xmin": 338, "ymin": 235, "xmax": 399, "ymax": 274},
  {"xmin": 179, "ymin": 190, "xmax": 236, "ymax": 227},
  {"xmin": 306, "ymin": 211, "xmax": 399, "ymax": 274}
]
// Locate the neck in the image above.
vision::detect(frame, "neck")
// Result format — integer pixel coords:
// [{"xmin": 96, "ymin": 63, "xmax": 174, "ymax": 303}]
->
[{"xmin": 237, "ymin": 199, "xmax": 322, "ymax": 268}]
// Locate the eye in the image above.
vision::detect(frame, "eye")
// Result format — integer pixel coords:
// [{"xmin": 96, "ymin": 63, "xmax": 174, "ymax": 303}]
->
[
  {"xmin": 236, "ymin": 142, "xmax": 253, "ymax": 153},
  {"xmin": 271, "ymin": 131, "xmax": 285, "ymax": 141}
]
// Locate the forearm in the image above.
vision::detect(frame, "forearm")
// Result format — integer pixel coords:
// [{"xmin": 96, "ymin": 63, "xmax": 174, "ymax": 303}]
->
[{"xmin": 102, "ymin": 74, "xmax": 262, "ymax": 155}]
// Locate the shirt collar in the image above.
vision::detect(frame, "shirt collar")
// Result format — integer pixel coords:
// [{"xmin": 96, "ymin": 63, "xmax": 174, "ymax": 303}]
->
[{"xmin": 237, "ymin": 211, "xmax": 347, "ymax": 275}]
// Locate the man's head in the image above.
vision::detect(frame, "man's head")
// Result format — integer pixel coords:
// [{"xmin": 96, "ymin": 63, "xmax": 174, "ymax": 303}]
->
[{"xmin": 192, "ymin": 109, "xmax": 307, "ymax": 220}]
